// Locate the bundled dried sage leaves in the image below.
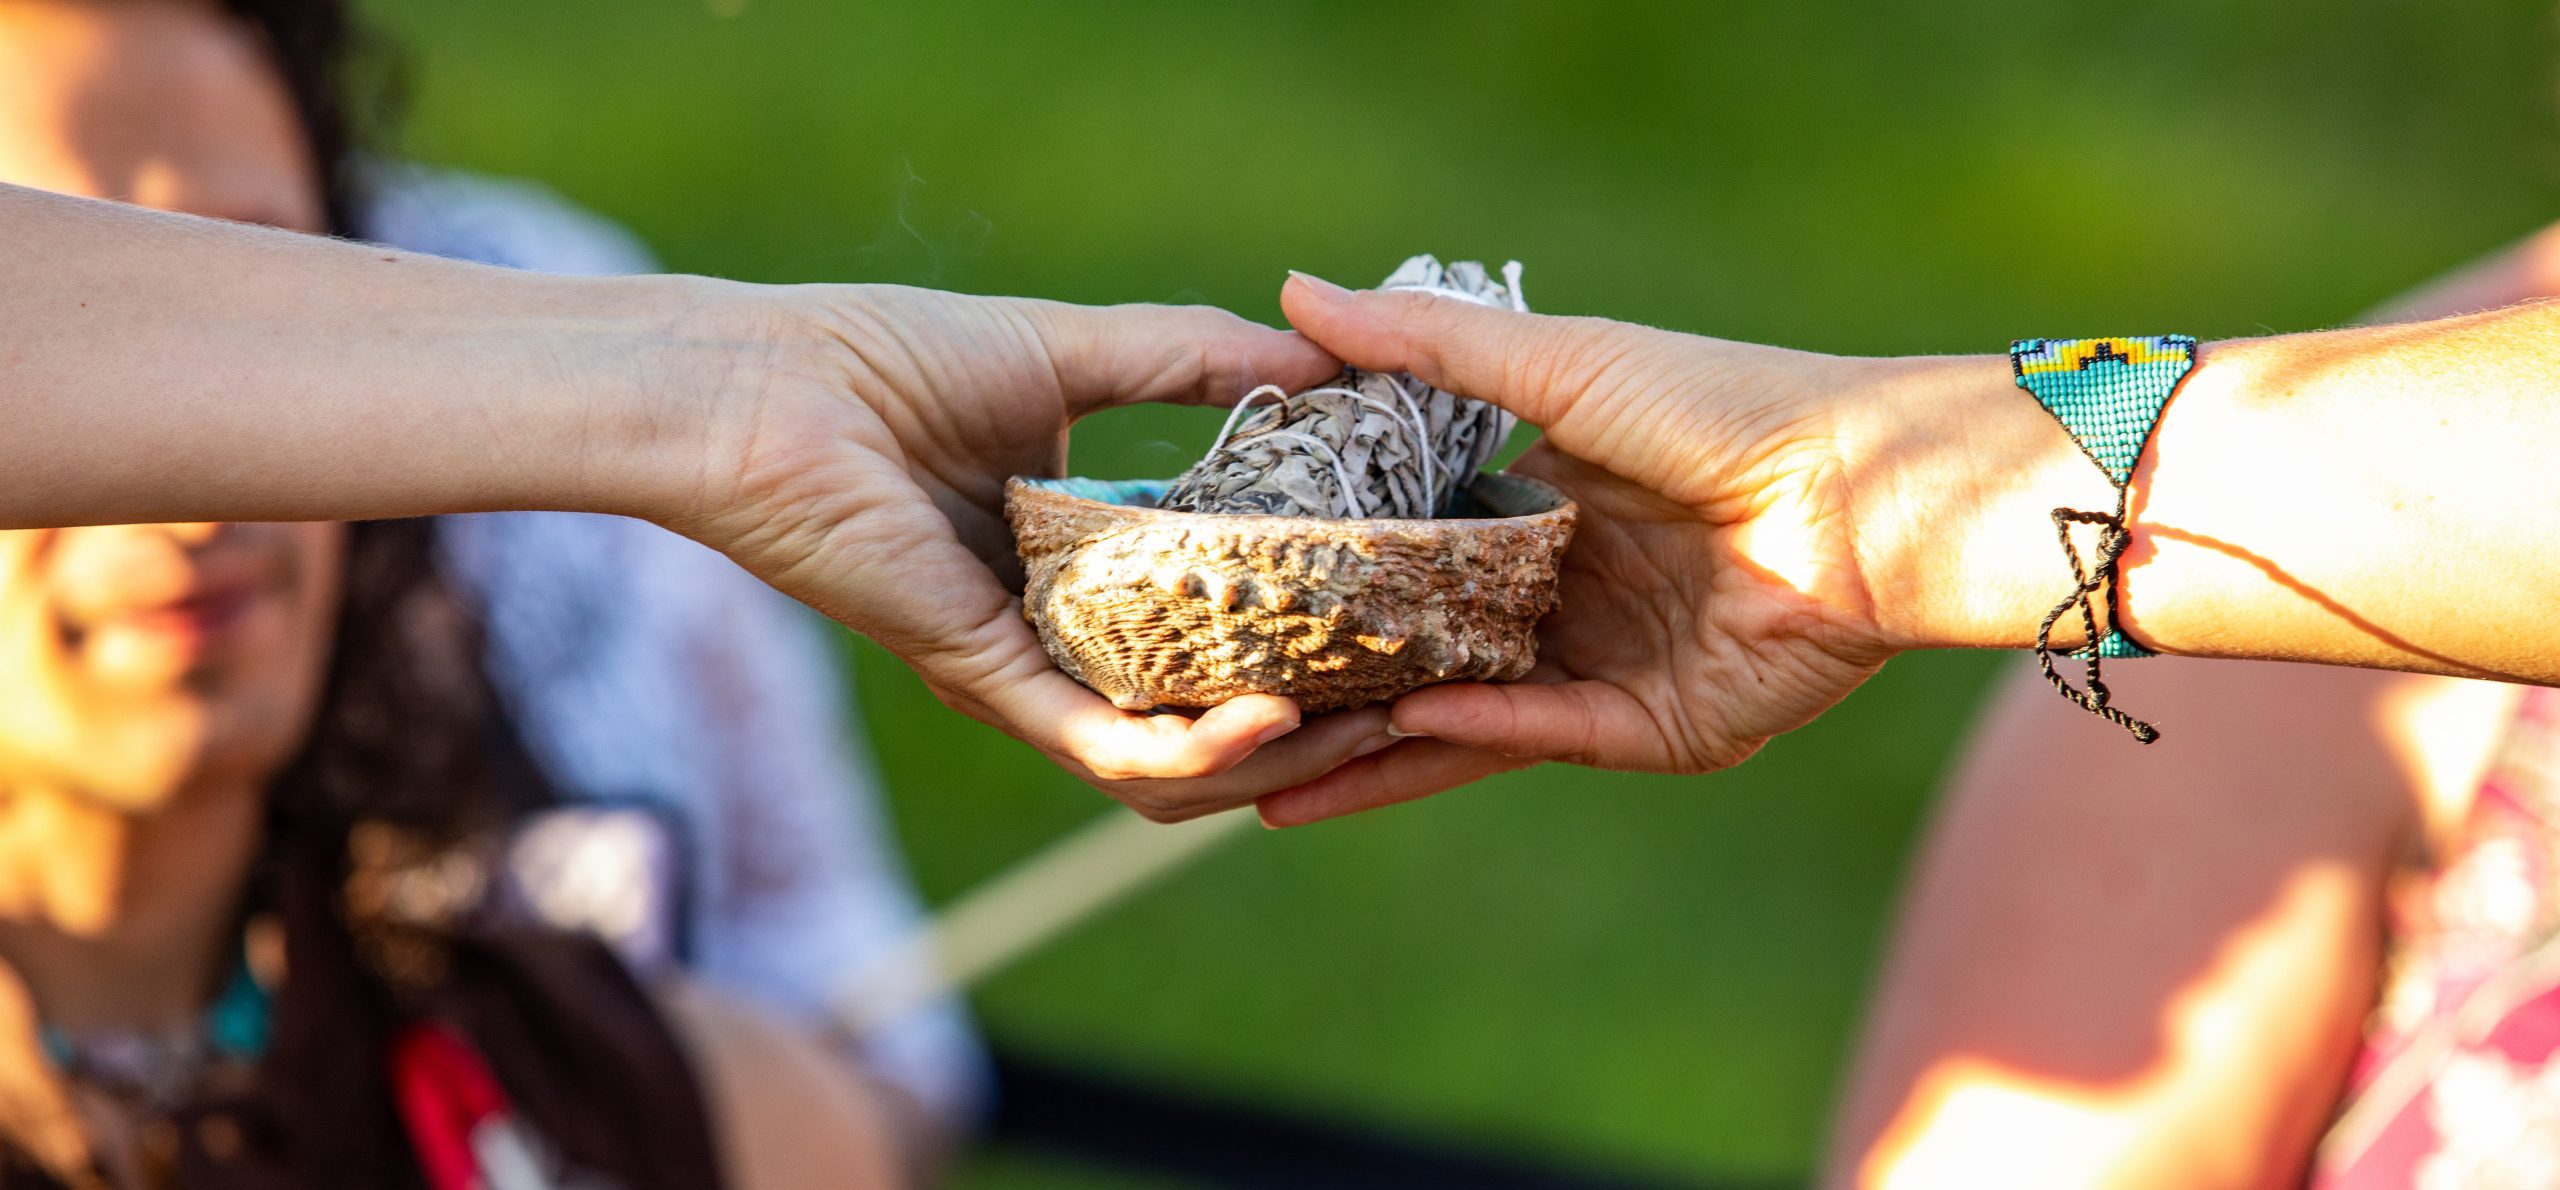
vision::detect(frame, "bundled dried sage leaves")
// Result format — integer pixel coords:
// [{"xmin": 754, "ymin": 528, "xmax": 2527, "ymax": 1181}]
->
[{"xmin": 1159, "ymin": 255, "xmax": 1524, "ymax": 519}]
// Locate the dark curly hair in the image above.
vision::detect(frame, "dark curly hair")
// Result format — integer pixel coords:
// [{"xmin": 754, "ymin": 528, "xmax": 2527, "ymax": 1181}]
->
[
  {"xmin": 217, "ymin": 0, "xmax": 394, "ymax": 236},
  {"xmin": 276, "ymin": 514, "xmax": 554, "ymax": 990}
]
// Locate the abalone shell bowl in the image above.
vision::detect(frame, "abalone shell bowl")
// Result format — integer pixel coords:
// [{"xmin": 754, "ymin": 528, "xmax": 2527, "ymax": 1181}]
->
[{"xmin": 1003, "ymin": 474, "xmax": 1577, "ymax": 714}]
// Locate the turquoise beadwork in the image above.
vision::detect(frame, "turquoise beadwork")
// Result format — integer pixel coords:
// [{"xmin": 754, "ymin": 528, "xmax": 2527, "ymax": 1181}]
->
[
  {"xmin": 2010, "ymin": 335, "xmax": 2195, "ymax": 665},
  {"xmin": 2069, "ymin": 628, "xmax": 2152, "ymax": 661},
  {"xmin": 2011, "ymin": 335, "xmax": 2196, "ymax": 488}
]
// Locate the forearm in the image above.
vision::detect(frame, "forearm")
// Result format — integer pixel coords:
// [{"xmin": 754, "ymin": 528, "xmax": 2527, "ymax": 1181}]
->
[
  {"xmin": 1848, "ymin": 306, "xmax": 2560, "ymax": 682},
  {"xmin": 0, "ymin": 183, "xmax": 726, "ymax": 527}
]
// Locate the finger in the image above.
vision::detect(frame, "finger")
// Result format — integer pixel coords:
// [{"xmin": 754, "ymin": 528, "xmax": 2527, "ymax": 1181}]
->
[
  {"xmin": 1280, "ymin": 272, "xmax": 1633, "ymax": 430},
  {"xmin": 1158, "ymin": 692, "xmax": 1306, "ymax": 772},
  {"xmin": 1391, "ymin": 679, "xmax": 1665, "ymax": 769},
  {"xmin": 1255, "ymin": 738, "xmax": 1533, "ymax": 827},
  {"xmin": 1091, "ymin": 705, "xmax": 1394, "ymax": 823},
  {"xmin": 984, "ymin": 664, "xmax": 1308, "ymax": 786},
  {"xmin": 1021, "ymin": 300, "xmax": 1340, "ymax": 417}
]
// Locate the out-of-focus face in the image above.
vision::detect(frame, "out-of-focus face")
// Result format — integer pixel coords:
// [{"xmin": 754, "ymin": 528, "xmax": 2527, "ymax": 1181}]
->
[{"xmin": 0, "ymin": 0, "xmax": 345, "ymax": 808}]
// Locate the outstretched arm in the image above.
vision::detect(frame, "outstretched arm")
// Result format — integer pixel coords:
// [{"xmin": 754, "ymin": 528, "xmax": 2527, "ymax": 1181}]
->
[
  {"xmin": 1262, "ymin": 275, "xmax": 2560, "ymax": 823},
  {"xmin": 0, "ymin": 181, "xmax": 694, "ymax": 527},
  {"xmin": 0, "ymin": 182, "xmax": 1375, "ymax": 805},
  {"xmin": 1849, "ymin": 308, "xmax": 2560, "ymax": 674}
]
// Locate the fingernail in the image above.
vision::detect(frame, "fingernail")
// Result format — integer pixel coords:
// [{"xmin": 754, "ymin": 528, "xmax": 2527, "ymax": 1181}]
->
[
  {"xmin": 1385, "ymin": 724, "xmax": 1430, "ymax": 739},
  {"xmin": 1287, "ymin": 270, "xmax": 1354, "ymax": 301},
  {"xmin": 1253, "ymin": 720, "xmax": 1300, "ymax": 747},
  {"xmin": 1351, "ymin": 733, "xmax": 1396, "ymax": 759}
]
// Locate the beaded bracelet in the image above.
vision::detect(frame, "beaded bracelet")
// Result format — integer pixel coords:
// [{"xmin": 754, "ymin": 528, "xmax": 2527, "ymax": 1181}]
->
[{"xmin": 2009, "ymin": 335, "xmax": 2197, "ymax": 743}]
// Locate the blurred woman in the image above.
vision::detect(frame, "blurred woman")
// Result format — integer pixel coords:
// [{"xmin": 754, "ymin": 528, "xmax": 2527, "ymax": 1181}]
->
[
  {"xmin": 0, "ymin": 517, "xmax": 898, "ymax": 1188},
  {"xmin": 0, "ymin": 1, "xmax": 902, "ymax": 1184},
  {"xmin": 1819, "ymin": 232, "xmax": 2560, "ymax": 1190}
]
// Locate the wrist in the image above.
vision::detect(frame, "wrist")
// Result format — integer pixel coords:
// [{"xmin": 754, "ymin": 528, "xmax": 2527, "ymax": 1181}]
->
[
  {"xmin": 566, "ymin": 274, "xmax": 808, "ymax": 529},
  {"xmin": 1833, "ymin": 351, "xmax": 2116, "ymax": 652}
]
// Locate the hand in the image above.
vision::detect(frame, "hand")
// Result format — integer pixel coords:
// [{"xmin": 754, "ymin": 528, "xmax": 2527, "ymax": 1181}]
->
[
  {"xmin": 663, "ymin": 283, "xmax": 1386, "ymax": 819},
  {"xmin": 1256, "ymin": 275, "xmax": 1909, "ymax": 825}
]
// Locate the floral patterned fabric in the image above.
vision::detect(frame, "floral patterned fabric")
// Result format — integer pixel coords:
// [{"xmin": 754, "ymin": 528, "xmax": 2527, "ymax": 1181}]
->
[{"xmin": 2316, "ymin": 689, "xmax": 2560, "ymax": 1188}]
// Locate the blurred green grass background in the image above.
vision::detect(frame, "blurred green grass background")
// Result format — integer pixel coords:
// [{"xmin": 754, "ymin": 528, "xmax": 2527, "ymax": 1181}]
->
[{"xmin": 363, "ymin": 2, "xmax": 2560, "ymax": 1184}]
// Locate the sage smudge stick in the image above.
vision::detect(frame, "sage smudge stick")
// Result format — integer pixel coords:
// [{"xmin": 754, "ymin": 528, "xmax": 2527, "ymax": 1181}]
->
[{"xmin": 1159, "ymin": 255, "xmax": 1525, "ymax": 519}]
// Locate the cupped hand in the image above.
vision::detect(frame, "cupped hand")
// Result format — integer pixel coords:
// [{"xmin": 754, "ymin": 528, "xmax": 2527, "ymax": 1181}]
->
[
  {"xmin": 667, "ymin": 283, "xmax": 1380, "ymax": 819},
  {"xmin": 1257, "ymin": 275, "xmax": 1902, "ymax": 825}
]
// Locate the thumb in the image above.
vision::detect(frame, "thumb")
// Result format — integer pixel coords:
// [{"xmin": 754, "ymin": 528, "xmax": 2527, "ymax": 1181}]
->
[
  {"xmin": 1279, "ymin": 271, "xmax": 1636, "ymax": 431},
  {"xmin": 1022, "ymin": 298, "xmax": 1339, "ymax": 416}
]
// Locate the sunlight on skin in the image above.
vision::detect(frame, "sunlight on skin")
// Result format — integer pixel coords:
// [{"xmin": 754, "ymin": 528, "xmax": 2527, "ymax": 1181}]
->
[
  {"xmin": 1865, "ymin": 1061, "xmax": 2159, "ymax": 1190},
  {"xmin": 0, "ymin": 798, "xmax": 131, "ymax": 937},
  {"xmin": 1858, "ymin": 862, "xmax": 2373, "ymax": 1190},
  {"xmin": 1725, "ymin": 470, "xmax": 1852, "ymax": 608}
]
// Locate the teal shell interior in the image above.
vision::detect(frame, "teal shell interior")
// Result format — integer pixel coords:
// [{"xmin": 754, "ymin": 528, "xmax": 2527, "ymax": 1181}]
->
[{"xmin": 1018, "ymin": 477, "xmax": 1172, "ymax": 508}]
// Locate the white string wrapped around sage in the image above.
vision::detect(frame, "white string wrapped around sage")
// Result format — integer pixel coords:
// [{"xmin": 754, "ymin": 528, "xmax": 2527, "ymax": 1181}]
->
[{"xmin": 1159, "ymin": 255, "xmax": 1525, "ymax": 518}]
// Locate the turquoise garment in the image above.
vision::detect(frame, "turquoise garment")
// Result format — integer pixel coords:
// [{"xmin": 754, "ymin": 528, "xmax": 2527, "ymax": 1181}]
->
[
  {"xmin": 38, "ymin": 947, "xmax": 273, "ymax": 1072},
  {"xmin": 203, "ymin": 959, "xmax": 275, "ymax": 1059}
]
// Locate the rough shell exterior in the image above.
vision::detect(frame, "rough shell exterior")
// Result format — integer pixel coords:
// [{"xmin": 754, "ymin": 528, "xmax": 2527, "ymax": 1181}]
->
[{"xmin": 1006, "ymin": 474, "xmax": 1577, "ymax": 714}]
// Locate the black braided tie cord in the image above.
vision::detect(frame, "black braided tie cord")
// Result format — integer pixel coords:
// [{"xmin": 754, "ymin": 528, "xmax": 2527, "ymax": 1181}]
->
[{"xmin": 2034, "ymin": 485, "xmax": 2161, "ymax": 744}]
